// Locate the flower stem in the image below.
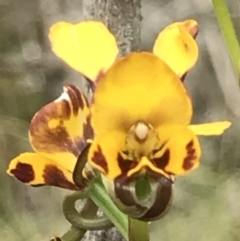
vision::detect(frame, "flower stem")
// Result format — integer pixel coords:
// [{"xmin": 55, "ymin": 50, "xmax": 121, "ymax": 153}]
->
[
  {"xmin": 60, "ymin": 227, "xmax": 86, "ymax": 241},
  {"xmin": 59, "ymin": 195, "xmax": 112, "ymax": 241},
  {"xmin": 128, "ymin": 218, "xmax": 150, "ymax": 241},
  {"xmin": 88, "ymin": 181, "xmax": 129, "ymax": 240},
  {"xmin": 60, "ymin": 198, "xmax": 100, "ymax": 240},
  {"xmin": 212, "ymin": 0, "xmax": 240, "ymax": 77},
  {"xmin": 63, "ymin": 192, "xmax": 113, "ymax": 230}
]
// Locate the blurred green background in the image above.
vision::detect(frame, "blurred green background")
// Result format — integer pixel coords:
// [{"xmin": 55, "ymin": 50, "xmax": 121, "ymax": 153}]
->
[{"xmin": 0, "ymin": 0, "xmax": 240, "ymax": 240}]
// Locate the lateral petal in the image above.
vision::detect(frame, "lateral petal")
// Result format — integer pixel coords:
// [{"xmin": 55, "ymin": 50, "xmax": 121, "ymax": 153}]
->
[
  {"xmin": 29, "ymin": 85, "xmax": 93, "ymax": 172},
  {"xmin": 188, "ymin": 121, "xmax": 231, "ymax": 136},
  {"xmin": 7, "ymin": 153, "xmax": 81, "ymax": 190}
]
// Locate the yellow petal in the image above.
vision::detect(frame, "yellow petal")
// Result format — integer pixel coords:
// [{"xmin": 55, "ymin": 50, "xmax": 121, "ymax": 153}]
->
[
  {"xmin": 126, "ymin": 127, "xmax": 201, "ymax": 177},
  {"xmin": 89, "ymin": 127, "xmax": 200, "ymax": 179},
  {"xmin": 180, "ymin": 19, "xmax": 199, "ymax": 39},
  {"xmin": 7, "ymin": 153, "xmax": 80, "ymax": 190},
  {"xmin": 188, "ymin": 121, "xmax": 231, "ymax": 136},
  {"xmin": 88, "ymin": 131, "xmax": 125, "ymax": 179},
  {"xmin": 49, "ymin": 21, "xmax": 119, "ymax": 83},
  {"xmin": 153, "ymin": 20, "xmax": 199, "ymax": 78},
  {"xmin": 29, "ymin": 85, "xmax": 92, "ymax": 172},
  {"xmin": 91, "ymin": 52, "xmax": 192, "ymax": 137},
  {"xmin": 156, "ymin": 128, "xmax": 201, "ymax": 175}
]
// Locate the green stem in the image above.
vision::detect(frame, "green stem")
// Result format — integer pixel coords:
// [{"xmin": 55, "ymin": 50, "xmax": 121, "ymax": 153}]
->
[
  {"xmin": 128, "ymin": 218, "xmax": 149, "ymax": 241},
  {"xmin": 61, "ymin": 227, "xmax": 86, "ymax": 241},
  {"xmin": 57, "ymin": 197, "xmax": 93, "ymax": 241},
  {"xmin": 88, "ymin": 181, "xmax": 129, "ymax": 240},
  {"xmin": 63, "ymin": 192, "xmax": 113, "ymax": 230},
  {"xmin": 212, "ymin": 0, "xmax": 240, "ymax": 77}
]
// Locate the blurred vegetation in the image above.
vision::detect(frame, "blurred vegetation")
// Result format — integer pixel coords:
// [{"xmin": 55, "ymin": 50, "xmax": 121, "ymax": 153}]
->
[{"xmin": 0, "ymin": 0, "xmax": 240, "ymax": 240}]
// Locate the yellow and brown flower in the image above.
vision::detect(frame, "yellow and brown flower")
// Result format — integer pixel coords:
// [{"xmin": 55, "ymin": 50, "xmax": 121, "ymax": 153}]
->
[{"xmin": 7, "ymin": 19, "xmax": 231, "ymax": 189}]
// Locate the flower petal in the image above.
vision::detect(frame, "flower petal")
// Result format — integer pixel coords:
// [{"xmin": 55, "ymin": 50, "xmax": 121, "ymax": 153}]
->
[
  {"xmin": 188, "ymin": 121, "xmax": 231, "ymax": 136},
  {"xmin": 155, "ymin": 128, "xmax": 201, "ymax": 175},
  {"xmin": 88, "ymin": 131, "xmax": 125, "ymax": 179},
  {"xmin": 126, "ymin": 128, "xmax": 201, "ymax": 177},
  {"xmin": 91, "ymin": 52, "xmax": 192, "ymax": 137},
  {"xmin": 7, "ymin": 153, "xmax": 80, "ymax": 190},
  {"xmin": 153, "ymin": 20, "xmax": 199, "ymax": 78},
  {"xmin": 49, "ymin": 21, "xmax": 119, "ymax": 84},
  {"xmin": 29, "ymin": 85, "xmax": 93, "ymax": 173},
  {"xmin": 89, "ymin": 127, "xmax": 200, "ymax": 179}
]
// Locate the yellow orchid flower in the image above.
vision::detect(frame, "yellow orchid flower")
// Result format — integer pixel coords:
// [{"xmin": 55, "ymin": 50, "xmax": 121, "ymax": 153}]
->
[
  {"xmin": 88, "ymin": 52, "xmax": 231, "ymax": 179},
  {"xmin": 7, "ymin": 19, "xmax": 231, "ymax": 188}
]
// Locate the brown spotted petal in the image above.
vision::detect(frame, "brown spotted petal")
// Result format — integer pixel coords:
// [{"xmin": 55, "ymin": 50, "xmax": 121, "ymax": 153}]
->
[
  {"xmin": 101, "ymin": 174, "xmax": 173, "ymax": 221},
  {"xmin": 126, "ymin": 127, "xmax": 201, "ymax": 178},
  {"xmin": 29, "ymin": 84, "xmax": 93, "ymax": 173},
  {"xmin": 7, "ymin": 153, "xmax": 81, "ymax": 190}
]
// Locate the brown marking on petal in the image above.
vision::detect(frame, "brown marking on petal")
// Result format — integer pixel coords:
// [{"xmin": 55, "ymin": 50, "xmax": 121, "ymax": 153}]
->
[
  {"xmin": 91, "ymin": 146, "xmax": 109, "ymax": 174},
  {"xmin": 190, "ymin": 25, "xmax": 199, "ymax": 39},
  {"xmin": 61, "ymin": 100, "xmax": 71, "ymax": 119},
  {"xmin": 66, "ymin": 85, "xmax": 79, "ymax": 116},
  {"xmin": 184, "ymin": 41, "xmax": 190, "ymax": 52},
  {"xmin": 30, "ymin": 108, "xmax": 87, "ymax": 157},
  {"xmin": 117, "ymin": 153, "xmax": 138, "ymax": 175},
  {"xmin": 182, "ymin": 140, "xmax": 197, "ymax": 170},
  {"xmin": 181, "ymin": 72, "xmax": 187, "ymax": 82},
  {"xmin": 67, "ymin": 84, "xmax": 84, "ymax": 110},
  {"xmin": 152, "ymin": 149, "xmax": 170, "ymax": 170},
  {"xmin": 183, "ymin": 20, "xmax": 199, "ymax": 39},
  {"xmin": 43, "ymin": 164, "xmax": 78, "ymax": 190},
  {"xmin": 10, "ymin": 162, "xmax": 35, "ymax": 183},
  {"xmin": 186, "ymin": 24, "xmax": 199, "ymax": 39},
  {"xmin": 83, "ymin": 116, "xmax": 94, "ymax": 140},
  {"xmin": 31, "ymin": 114, "xmax": 86, "ymax": 157}
]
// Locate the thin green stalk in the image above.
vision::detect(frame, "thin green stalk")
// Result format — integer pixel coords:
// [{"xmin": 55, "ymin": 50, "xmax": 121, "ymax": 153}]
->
[
  {"xmin": 128, "ymin": 218, "xmax": 149, "ymax": 241},
  {"xmin": 58, "ymin": 195, "xmax": 111, "ymax": 241},
  {"xmin": 212, "ymin": 0, "xmax": 240, "ymax": 77},
  {"xmin": 63, "ymin": 192, "xmax": 113, "ymax": 230},
  {"xmin": 61, "ymin": 227, "xmax": 86, "ymax": 241},
  {"xmin": 88, "ymin": 181, "xmax": 129, "ymax": 240},
  {"xmin": 60, "ymin": 199, "xmax": 100, "ymax": 241}
]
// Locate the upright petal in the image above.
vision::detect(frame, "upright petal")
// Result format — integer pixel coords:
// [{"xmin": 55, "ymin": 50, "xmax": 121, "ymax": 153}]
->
[
  {"xmin": 153, "ymin": 20, "xmax": 199, "ymax": 78},
  {"xmin": 49, "ymin": 21, "xmax": 119, "ymax": 85},
  {"xmin": 7, "ymin": 153, "xmax": 81, "ymax": 190},
  {"xmin": 29, "ymin": 85, "xmax": 93, "ymax": 172},
  {"xmin": 189, "ymin": 121, "xmax": 231, "ymax": 135}
]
